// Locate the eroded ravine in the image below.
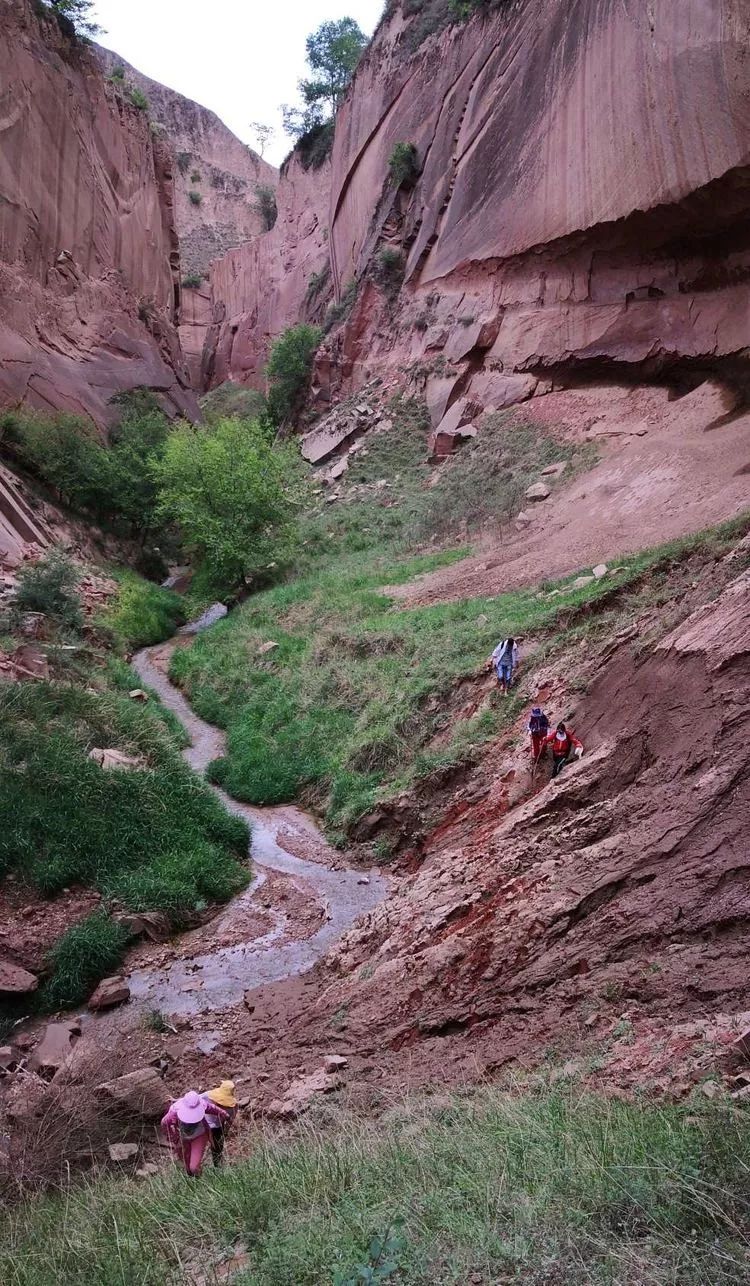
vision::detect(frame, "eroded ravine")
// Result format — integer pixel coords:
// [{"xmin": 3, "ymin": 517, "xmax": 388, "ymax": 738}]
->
[{"xmin": 125, "ymin": 642, "xmax": 387, "ymax": 1016}]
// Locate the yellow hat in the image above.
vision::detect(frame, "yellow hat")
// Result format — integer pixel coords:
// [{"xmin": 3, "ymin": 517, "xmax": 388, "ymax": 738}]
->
[{"xmin": 206, "ymin": 1079, "xmax": 237, "ymax": 1109}]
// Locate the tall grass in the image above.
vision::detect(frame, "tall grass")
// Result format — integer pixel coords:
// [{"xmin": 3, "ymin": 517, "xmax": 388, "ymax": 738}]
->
[
  {"xmin": 0, "ymin": 682, "xmax": 249, "ymax": 1009},
  {"xmin": 99, "ymin": 571, "xmax": 185, "ymax": 650},
  {"xmin": 2, "ymin": 1085, "xmax": 749, "ymax": 1283}
]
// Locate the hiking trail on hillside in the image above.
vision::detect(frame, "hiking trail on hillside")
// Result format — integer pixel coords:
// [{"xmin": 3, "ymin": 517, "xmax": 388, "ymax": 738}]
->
[{"xmin": 126, "ymin": 642, "xmax": 387, "ymax": 1016}]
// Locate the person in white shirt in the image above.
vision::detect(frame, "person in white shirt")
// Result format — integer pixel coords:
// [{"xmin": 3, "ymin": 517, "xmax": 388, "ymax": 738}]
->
[{"xmin": 488, "ymin": 637, "xmax": 518, "ymax": 694}]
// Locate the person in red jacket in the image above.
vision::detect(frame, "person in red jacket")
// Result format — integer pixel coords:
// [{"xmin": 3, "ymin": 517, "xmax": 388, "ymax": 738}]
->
[{"xmin": 543, "ymin": 722, "xmax": 583, "ymax": 778}]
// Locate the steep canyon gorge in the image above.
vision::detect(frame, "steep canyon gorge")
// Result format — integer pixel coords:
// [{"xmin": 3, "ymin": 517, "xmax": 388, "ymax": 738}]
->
[{"xmin": 1, "ymin": 2, "xmax": 750, "ymax": 1268}]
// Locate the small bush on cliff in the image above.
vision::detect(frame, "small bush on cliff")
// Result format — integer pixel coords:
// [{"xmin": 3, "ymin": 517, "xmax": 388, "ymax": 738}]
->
[
  {"xmin": 265, "ymin": 323, "xmax": 321, "ymax": 426},
  {"xmin": 190, "ymin": 169, "xmax": 201, "ymax": 183},
  {"xmin": 188, "ymin": 190, "xmax": 202, "ymax": 206},
  {"xmin": 126, "ymin": 85, "xmax": 149, "ymax": 112},
  {"xmin": 176, "ymin": 151, "xmax": 192, "ymax": 174},
  {"xmin": 373, "ymin": 247, "xmax": 405, "ymax": 298},
  {"xmin": 154, "ymin": 417, "xmax": 305, "ymax": 589},
  {"xmin": 389, "ymin": 142, "xmax": 420, "ymax": 188},
  {"xmin": 181, "ymin": 271, "xmax": 203, "ymax": 288},
  {"xmin": 16, "ymin": 548, "xmax": 83, "ymax": 631},
  {"xmin": 254, "ymin": 184, "xmax": 278, "ymax": 232}
]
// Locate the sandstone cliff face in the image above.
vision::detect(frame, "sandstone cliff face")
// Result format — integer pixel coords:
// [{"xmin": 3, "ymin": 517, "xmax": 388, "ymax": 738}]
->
[
  {"xmin": 95, "ymin": 49, "xmax": 276, "ymax": 277},
  {"xmin": 328, "ymin": 0, "xmax": 750, "ymax": 403},
  {"xmin": 207, "ymin": 0, "xmax": 750, "ymax": 434},
  {"xmin": 0, "ymin": 0, "xmax": 197, "ymax": 425},
  {"xmin": 202, "ymin": 153, "xmax": 330, "ymax": 392}
]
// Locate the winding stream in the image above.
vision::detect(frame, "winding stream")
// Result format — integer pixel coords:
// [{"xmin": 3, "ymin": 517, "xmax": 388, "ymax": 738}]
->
[{"xmin": 124, "ymin": 643, "xmax": 387, "ymax": 1016}]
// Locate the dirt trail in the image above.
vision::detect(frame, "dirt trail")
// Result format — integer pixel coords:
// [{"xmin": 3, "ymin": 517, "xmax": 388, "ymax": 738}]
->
[{"xmin": 127, "ymin": 643, "xmax": 387, "ymax": 1016}]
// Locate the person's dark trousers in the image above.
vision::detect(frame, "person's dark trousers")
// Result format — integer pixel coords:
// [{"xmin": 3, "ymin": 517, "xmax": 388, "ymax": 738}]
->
[
  {"xmin": 551, "ymin": 752, "xmax": 571, "ymax": 778},
  {"xmin": 210, "ymin": 1127, "xmax": 226, "ymax": 1166}
]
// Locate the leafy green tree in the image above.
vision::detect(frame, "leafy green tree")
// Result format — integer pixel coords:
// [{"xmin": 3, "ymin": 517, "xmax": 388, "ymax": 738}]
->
[
  {"xmin": 43, "ymin": 0, "xmax": 100, "ymax": 37},
  {"xmin": 266, "ymin": 324, "xmax": 321, "ymax": 426},
  {"xmin": 282, "ymin": 17, "xmax": 367, "ymax": 139},
  {"xmin": 250, "ymin": 121, "xmax": 274, "ymax": 158},
  {"xmin": 154, "ymin": 418, "xmax": 305, "ymax": 588},
  {"xmin": 108, "ymin": 390, "xmax": 170, "ymax": 539}
]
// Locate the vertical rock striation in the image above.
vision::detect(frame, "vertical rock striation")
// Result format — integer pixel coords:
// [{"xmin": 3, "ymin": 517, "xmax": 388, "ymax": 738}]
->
[{"xmin": 0, "ymin": 0, "xmax": 197, "ymax": 425}]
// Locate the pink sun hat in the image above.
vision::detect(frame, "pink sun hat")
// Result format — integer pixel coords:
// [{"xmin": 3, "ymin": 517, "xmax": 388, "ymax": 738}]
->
[{"xmin": 175, "ymin": 1090, "xmax": 207, "ymax": 1124}]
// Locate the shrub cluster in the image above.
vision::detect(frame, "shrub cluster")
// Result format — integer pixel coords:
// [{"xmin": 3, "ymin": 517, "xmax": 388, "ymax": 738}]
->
[
  {"xmin": 265, "ymin": 324, "xmax": 321, "ymax": 426},
  {"xmin": 388, "ymin": 142, "xmax": 420, "ymax": 188},
  {"xmin": 254, "ymin": 184, "xmax": 278, "ymax": 231}
]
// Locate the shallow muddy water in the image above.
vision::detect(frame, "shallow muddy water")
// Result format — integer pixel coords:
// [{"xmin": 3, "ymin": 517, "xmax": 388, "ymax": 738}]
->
[{"xmin": 125, "ymin": 644, "xmax": 387, "ymax": 1016}]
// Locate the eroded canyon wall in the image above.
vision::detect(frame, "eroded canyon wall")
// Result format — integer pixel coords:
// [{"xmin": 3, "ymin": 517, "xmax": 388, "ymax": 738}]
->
[
  {"xmin": 206, "ymin": 0, "xmax": 750, "ymax": 435},
  {"xmin": 202, "ymin": 153, "xmax": 330, "ymax": 392},
  {"xmin": 0, "ymin": 0, "xmax": 197, "ymax": 425}
]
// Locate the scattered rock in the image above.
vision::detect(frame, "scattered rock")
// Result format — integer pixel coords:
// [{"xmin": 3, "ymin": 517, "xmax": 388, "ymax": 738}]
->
[
  {"xmin": 700, "ymin": 1081, "xmax": 720, "ymax": 1099},
  {"xmin": 113, "ymin": 910, "xmax": 170, "ymax": 942},
  {"xmin": 257, "ymin": 640, "xmax": 278, "ymax": 656},
  {"xmin": 327, "ymin": 456, "xmax": 349, "ymax": 482},
  {"xmin": 540, "ymin": 461, "xmax": 568, "ymax": 477},
  {"xmin": 525, "ymin": 482, "xmax": 551, "ymax": 502},
  {"xmin": 324, "ymin": 1055, "xmax": 348, "ymax": 1073},
  {"xmin": 0, "ymin": 957, "xmax": 38, "ymax": 994},
  {"xmin": 88, "ymin": 747, "xmax": 144, "ymax": 772},
  {"xmin": 0, "ymin": 1045, "xmax": 17, "ymax": 1070},
  {"xmin": 128, "ymin": 688, "xmax": 149, "ymax": 702},
  {"xmin": 592, "ymin": 564, "xmax": 608, "ymax": 579},
  {"xmin": 357, "ymin": 875, "xmax": 370, "ymax": 885},
  {"xmin": 108, "ymin": 1142, "xmax": 139, "ymax": 1162},
  {"xmin": 135, "ymin": 1162, "xmax": 160, "ymax": 1179},
  {"xmin": 29, "ymin": 1020, "xmax": 81, "ymax": 1078},
  {"xmin": 514, "ymin": 509, "xmax": 535, "ymax": 527},
  {"xmin": 196, "ymin": 1033, "xmax": 222, "ymax": 1055},
  {"xmin": 179, "ymin": 603, "xmax": 228, "ymax": 635},
  {"xmin": 88, "ymin": 975, "xmax": 130, "ymax": 1011},
  {"xmin": 572, "ymin": 575, "xmax": 595, "ymax": 589},
  {"xmin": 266, "ymin": 1068, "xmax": 344, "ymax": 1119},
  {"xmin": 731, "ymin": 1029, "xmax": 750, "ymax": 1060},
  {"xmin": 95, "ymin": 1067, "xmax": 166, "ymax": 1119}
]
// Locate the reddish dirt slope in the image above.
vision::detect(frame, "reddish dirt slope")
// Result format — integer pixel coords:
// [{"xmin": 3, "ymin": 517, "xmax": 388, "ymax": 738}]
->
[
  {"xmin": 264, "ymin": 567, "xmax": 749, "ymax": 1091},
  {"xmin": 393, "ymin": 380, "xmax": 750, "ymax": 606}
]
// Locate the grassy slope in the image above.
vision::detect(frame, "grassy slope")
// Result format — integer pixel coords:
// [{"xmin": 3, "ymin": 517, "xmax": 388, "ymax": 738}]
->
[
  {"xmin": 171, "ymin": 499, "xmax": 750, "ymax": 840},
  {"xmin": 0, "ymin": 571, "xmax": 248, "ymax": 1014},
  {"xmin": 3, "ymin": 1085, "xmax": 749, "ymax": 1284},
  {"xmin": 169, "ymin": 401, "xmax": 605, "ymax": 835}
]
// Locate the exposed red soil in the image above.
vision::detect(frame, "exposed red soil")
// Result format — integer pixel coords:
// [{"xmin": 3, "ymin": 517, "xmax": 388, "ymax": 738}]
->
[
  {"xmin": 392, "ymin": 385, "xmax": 750, "ymax": 607},
  {"xmin": 0, "ymin": 882, "xmax": 101, "ymax": 976}
]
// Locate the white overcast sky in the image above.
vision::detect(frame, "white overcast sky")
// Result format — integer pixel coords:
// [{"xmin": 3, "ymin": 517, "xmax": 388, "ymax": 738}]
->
[{"xmin": 92, "ymin": 0, "xmax": 385, "ymax": 165}]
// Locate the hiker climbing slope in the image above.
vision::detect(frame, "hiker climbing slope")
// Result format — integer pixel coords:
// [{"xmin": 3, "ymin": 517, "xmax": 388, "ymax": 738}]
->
[
  {"xmin": 488, "ymin": 637, "xmax": 519, "ymax": 694},
  {"xmin": 161, "ymin": 1090, "xmax": 228, "ymax": 1177},
  {"xmin": 542, "ymin": 722, "xmax": 583, "ymax": 778},
  {"xmin": 528, "ymin": 706, "xmax": 550, "ymax": 761},
  {"xmin": 202, "ymin": 1079, "xmax": 238, "ymax": 1167}
]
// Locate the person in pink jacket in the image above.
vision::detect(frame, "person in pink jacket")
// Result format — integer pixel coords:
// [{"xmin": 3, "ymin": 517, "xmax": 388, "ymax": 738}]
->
[{"xmin": 161, "ymin": 1090, "xmax": 229, "ymax": 1177}]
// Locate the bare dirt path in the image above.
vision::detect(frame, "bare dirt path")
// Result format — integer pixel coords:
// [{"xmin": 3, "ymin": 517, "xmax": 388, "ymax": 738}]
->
[{"xmin": 126, "ymin": 642, "xmax": 387, "ymax": 1016}]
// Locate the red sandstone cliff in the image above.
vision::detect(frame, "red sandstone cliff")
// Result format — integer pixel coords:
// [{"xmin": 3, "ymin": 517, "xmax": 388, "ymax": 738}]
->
[
  {"xmin": 202, "ymin": 152, "xmax": 330, "ymax": 391},
  {"xmin": 205, "ymin": 0, "xmax": 750, "ymax": 434},
  {"xmin": 0, "ymin": 0, "xmax": 197, "ymax": 425},
  {"xmin": 95, "ymin": 48, "xmax": 278, "ymax": 386}
]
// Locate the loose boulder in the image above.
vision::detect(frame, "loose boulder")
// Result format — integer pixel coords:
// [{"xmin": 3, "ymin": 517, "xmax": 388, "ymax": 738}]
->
[
  {"xmin": 88, "ymin": 747, "xmax": 144, "ymax": 772},
  {"xmin": 95, "ymin": 1067, "xmax": 167, "ymax": 1119},
  {"xmin": 0, "ymin": 958, "xmax": 38, "ymax": 994},
  {"xmin": 592, "ymin": 564, "xmax": 608, "ymax": 579},
  {"xmin": 29, "ymin": 1020, "xmax": 81, "ymax": 1078},
  {"xmin": 108, "ymin": 1142, "xmax": 139, "ymax": 1162},
  {"xmin": 525, "ymin": 482, "xmax": 551, "ymax": 502},
  {"xmin": 323, "ymin": 1054, "xmax": 348, "ymax": 1073},
  {"xmin": 88, "ymin": 976, "xmax": 130, "ymax": 1011}
]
